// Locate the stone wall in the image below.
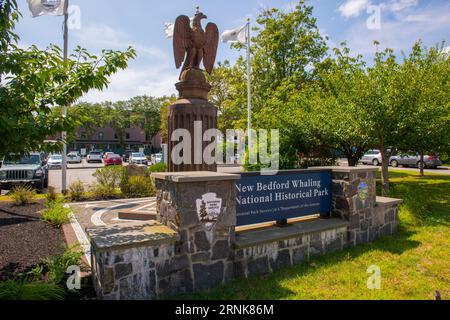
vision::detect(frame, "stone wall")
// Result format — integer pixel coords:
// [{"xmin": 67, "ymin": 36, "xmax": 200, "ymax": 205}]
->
[
  {"xmin": 87, "ymin": 168, "xmax": 402, "ymax": 300},
  {"xmin": 233, "ymin": 220, "xmax": 349, "ymax": 278},
  {"xmin": 330, "ymin": 167, "xmax": 401, "ymax": 246}
]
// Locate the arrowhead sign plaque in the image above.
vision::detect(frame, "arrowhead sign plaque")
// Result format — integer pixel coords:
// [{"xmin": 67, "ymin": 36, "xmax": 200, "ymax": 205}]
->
[{"xmin": 196, "ymin": 193, "xmax": 222, "ymax": 233}]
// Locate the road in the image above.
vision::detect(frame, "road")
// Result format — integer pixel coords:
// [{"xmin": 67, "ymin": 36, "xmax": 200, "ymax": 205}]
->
[{"xmin": 1, "ymin": 162, "xmax": 448, "ymax": 195}]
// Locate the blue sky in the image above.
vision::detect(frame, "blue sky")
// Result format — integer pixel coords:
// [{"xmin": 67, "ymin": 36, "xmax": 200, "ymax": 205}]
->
[{"xmin": 14, "ymin": 0, "xmax": 450, "ymax": 102}]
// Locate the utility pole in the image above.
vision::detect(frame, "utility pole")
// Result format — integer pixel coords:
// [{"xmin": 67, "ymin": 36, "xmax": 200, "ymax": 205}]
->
[{"xmin": 61, "ymin": 0, "xmax": 69, "ymax": 194}]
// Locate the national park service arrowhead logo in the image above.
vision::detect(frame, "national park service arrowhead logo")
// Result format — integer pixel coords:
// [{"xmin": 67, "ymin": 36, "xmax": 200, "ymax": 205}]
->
[{"xmin": 196, "ymin": 193, "xmax": 222, "ymax": 232}]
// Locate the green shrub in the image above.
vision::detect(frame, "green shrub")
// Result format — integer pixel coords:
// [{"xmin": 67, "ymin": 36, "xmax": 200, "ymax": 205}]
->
[
  {"xmin": 68, "ymin": 180, "xmax": 86, "ymax": 202},
  {"xmin": 121, "ymin": 175, "xmax": 155, "ymax": 198},
  {"xmin": 44, "ymin": 245, "xmax": 84, "ymax": 285},
  {"xmin": 93, "ymin": 166, "xmax": 124, "ymax": 189},
  {"xmin": 45, "ymin": 186, "xmax": 58, "ymax": 204},
  {"xmin": 41, "ymin": 201, "xmax": 71, "ymax": 228},
  {"xmin": 0, "ymin": 280, "xmax": 65, "ymax": 300},
  {"xmin": 89, "ymin": 183, "xmax": 120, "ymax": 200},
  {"xmin": 11, "ymin": 185, "xmax": 36, "ymax": 206},
  {"xmin": 147, "ymin": 162, "xmax": 167, "ymax": 173}
]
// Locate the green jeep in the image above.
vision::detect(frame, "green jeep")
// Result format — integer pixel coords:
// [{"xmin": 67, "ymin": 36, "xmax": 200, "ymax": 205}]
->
[{"xmin": 0, "ymin": 153, "xmax": 49, "ymax": 193}]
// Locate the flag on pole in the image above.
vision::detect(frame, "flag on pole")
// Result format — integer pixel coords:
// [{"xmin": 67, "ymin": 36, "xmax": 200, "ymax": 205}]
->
[
  {"xmin": 221, "ymin": 25, "xmax": 247, "ymax": 44},
  {"xmin": 27, "ymin": 0, "xmax": 67, "ymax": 18}
]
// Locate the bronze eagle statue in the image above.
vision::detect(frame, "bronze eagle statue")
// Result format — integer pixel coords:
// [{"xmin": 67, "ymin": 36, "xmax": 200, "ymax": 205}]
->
[{"xmin": 173, "ymin": 11, "xmax": 219, "ymax": 79}]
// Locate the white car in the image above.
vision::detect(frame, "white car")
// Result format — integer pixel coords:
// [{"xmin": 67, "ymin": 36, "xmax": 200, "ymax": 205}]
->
[
  {"xmin": 360, "ymin": 150, "xmax": 382, "ymax": 166},
  {"xmin": 47, "ymin": 155, "xmax": 63, "ymax": 169},
  {"xmin": 87, "ymin": 151, "xmax": 103, "ymax": 163},
  {"xmin": 67, "ymin": 152, "xmax": 82, "ymax": 164},
  {"xmin": 130, "ymin": 153, "xmax": 148, "ymax": 166},
  {"xmin": 153, "ymin": 153, "xmax": 163, "ymax": 164}
]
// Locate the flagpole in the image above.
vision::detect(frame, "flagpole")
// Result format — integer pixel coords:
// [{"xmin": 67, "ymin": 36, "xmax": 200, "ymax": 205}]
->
[
  {"xmin": 61, "ymin": 0, "xmax": 69, "ymax": 194},
  {"xmin": 246, "ymin": 18, "xmax": 252, "ymax": 150}
]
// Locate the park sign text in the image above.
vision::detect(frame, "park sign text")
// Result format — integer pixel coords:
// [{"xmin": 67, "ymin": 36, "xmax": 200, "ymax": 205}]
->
[{"xmin": 236, "ymin": 170, "xmax": 333, "ymax": 226}]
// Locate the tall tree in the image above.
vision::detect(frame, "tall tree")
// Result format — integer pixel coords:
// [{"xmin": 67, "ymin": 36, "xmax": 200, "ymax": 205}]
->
[
  {"xmin": 129, "ymin": 96, "xmax": 162, "ymax": 147},
  {"xmin": 396, "ymin": 42, "xmax": 450, "ymax": 176},
  {"xmin": 0, "ymin": 0, "xmax": 136, "ymax": 158}
]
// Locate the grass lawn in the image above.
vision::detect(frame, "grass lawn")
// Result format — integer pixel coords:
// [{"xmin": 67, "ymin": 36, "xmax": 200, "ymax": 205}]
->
[{"xmin": 180, "ymin": 170, "xmax": 450, "ymax": 300}]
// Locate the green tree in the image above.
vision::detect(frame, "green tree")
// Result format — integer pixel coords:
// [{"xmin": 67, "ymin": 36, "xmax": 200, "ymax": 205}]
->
[
  {"xmin": 395, "ymin": 42, "xmax": 450, "ymax": 176},
  {"xmin": 0, "ymin": 0, "xmax": 136, "ymax": 158},
  {"xmin": 129, "ymin": 96, "xmax": 162, "ymax": 147}
]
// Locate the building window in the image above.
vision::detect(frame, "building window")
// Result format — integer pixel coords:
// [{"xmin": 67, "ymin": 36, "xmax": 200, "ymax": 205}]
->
[
  {"xmin": 126, "ymin": 133, "xmax": 131, "ymax": 140},
  {"xmin": 98, "ymin": 132, "xmax": 104, "ymax": 141},
  {"xmin": 114, "ymin": 134, "xmax": 118, "ymax": 140}
]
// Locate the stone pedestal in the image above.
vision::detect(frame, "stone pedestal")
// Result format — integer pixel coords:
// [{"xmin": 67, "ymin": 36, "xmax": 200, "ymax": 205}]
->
[
  {"xmin": 327, "ymin": 167, "xmax": 402, "ymax": 246},
  {"xmin": 168, "ymin": 68, "xmax": 218, "ymax": 172},
  {"xmin": 153, "ymin": 171, "xmax": 240, "ymax": 293}
]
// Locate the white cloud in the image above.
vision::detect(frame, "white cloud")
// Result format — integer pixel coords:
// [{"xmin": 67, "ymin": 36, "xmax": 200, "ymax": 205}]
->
[
  {"xmin": 383, "ymin": 0, "xmax": 418, "ymax": 12},
  {"xmin": 339, "ymin": 0, "xmax": 372, "ymax": 18},
  {"xmin": 343, "ymin": 3, "xmax": 450, "ymax": 56},
  {"xmin": 80, "ymin": 64, "xmax": 177, "ymax": 103},
  {"xmin": 73, "ymin": 24, "xmax": 167, "ymax": 60}
]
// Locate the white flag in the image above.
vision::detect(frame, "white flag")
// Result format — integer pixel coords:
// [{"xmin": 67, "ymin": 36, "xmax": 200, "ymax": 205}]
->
[
  {"xmin": 27, "ymin": 0, "xmax": 67, "ymax": 18},
  {"xmin": 221, "ymin": 25, "xmax": 247, "ymax": 44},
  {"xmin": 164, "ymin": 23, "xmax": 175, "ymax": 39}
]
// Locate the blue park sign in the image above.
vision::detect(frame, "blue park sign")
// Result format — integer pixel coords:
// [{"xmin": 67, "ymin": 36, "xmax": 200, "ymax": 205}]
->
[{"xmin": 235, "ymin": 170, "xmax": 333, "ymax": 227}]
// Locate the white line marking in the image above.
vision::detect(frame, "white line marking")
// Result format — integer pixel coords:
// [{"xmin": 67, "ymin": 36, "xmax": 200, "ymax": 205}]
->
[
  {"xmin": 90, "ymin": 199, "xmax": 153, "ymax": 227},
  {"xmin": 66, "ymin": 206, "xmax": 91, "ymax": 266},
  {"xmin": 131, "ymin": 201, "xmax": 157, "ymax": 213}
]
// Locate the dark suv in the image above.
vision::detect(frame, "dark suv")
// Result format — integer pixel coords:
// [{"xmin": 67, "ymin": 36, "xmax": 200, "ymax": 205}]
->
[{"xmin": 0, "ymin": 153, "xmax": 49, "ymax": 193}]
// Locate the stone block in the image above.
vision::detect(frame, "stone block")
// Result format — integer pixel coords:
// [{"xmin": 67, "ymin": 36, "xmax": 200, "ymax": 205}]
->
[
  {"xmin": 247, "ymin": 257, "xmax": 270, "ymax": 277},
  {"xmin": 194, "ymin": 231, "xmax": 211, "ymax": 252},
  {"xmin": 270, "ymin": 249, "xmax": 291, "ymax": 270},
  {"xmin": 156, "ymin": 255, "xmax": 190, "ymax": 278},
  {"xmin": 158, "ymin": 269, "xmax": 193, "ymax": 297},
  {"xmin": 115, "ymin": 263, "xmax": 132, "ymax": 281},
  {"xmin": 193, "ymin": 262, "xmax": 224, "ymax": 291},
  {"xmin": 212, "ymin": 240, "xmax": 230, "ymax": 260},
  {"xmin": 292, "ymin": 247, "xmax": 307, "ymax": 265}
]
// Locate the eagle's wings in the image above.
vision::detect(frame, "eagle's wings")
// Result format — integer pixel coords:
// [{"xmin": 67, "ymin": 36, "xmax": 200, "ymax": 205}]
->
[
  {"xmin": 203, "ymin": 23, "xmax": 219, "ymax": 75},
  {"xmin": 173, "ymin": 15, "xmax": 192, "ymax": 69}
]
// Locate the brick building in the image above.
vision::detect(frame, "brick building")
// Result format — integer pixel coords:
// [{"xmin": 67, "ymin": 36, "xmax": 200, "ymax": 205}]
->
[{"xmin": 66, "ymin": 126, "xmax": 162, "ymax": 155}]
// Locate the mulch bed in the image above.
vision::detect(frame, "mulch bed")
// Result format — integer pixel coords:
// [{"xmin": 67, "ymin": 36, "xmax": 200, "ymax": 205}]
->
[{"xmin": 0, "ymin": 200, "xmax": 66, "ymax": 281}]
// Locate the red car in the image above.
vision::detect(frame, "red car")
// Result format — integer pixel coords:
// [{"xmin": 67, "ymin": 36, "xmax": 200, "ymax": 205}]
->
[{"xmin": 104, "ymin": 154, "xmax": 123, "ymax": 166}]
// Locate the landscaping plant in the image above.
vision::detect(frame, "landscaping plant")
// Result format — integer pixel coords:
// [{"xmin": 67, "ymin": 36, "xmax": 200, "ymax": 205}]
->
[
  {"xmin": 44, "ymin": 245, "xmax": 84, "ymax": 286},
  {"xmin": 41, "ymin": 199, "xmax": 72, "ymax": 228},
  {"xmin": 10, "ymin": 185, "xmax": 36, "ymax": 206},
  {"xmin": 68, "ymin": 180, "xmax": 86, "ymax": 202}
]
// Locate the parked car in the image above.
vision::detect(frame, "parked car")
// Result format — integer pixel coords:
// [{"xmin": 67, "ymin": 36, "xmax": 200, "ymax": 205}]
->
[
  {"xmin": 360, "ymin": 150, "xmax": 382, "ymax": 166},
  {"xmin": 123, "ymin": 151, "xmax": 133, "ymax": 163},
  {"xmin": 390, "ymin": 153, "xmax": 442, "ymax": 169},
  {"xmin": 0, "ymin": 153, "xmax": 48, "ymax": 193},
  {"xmin": 67, "ymin": 152, "xmax": 82, "ymax": 164},
  {"xmin": 87, "ymin": 151, "xmax": 103, "ymax": 163},
  {"xmin": 47, "ymin": 154, "xmax": 64, "ymax": 169},
  {"xmin": 104, "ymin": 154, "xmax": 123, "ymax": 166},
  {"xmin": 153, "ymin": 153, "xmax": 163, "ymax": 164},
  {"xmin": 130, "ymin": 153, "xmax": 148, "ymax": 166},
  {"xmin": 103, "ymin": 152, "xmax": 114, "ymax": 160}
]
